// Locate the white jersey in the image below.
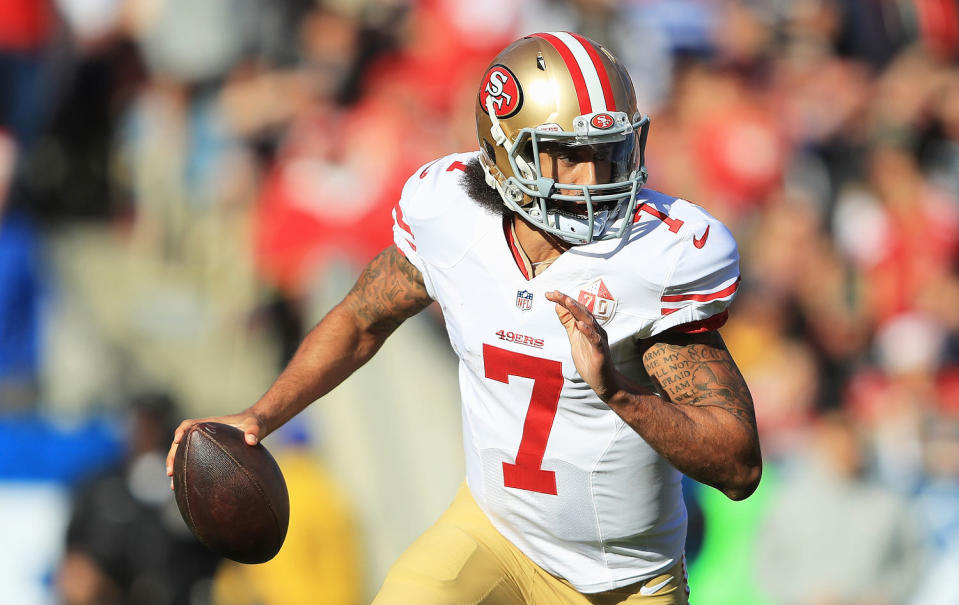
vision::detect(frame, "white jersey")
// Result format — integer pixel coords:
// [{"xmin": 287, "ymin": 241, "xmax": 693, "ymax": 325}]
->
[{"xmin": 391, "ymin": 152, "xmax": 740, "ymax": 593}]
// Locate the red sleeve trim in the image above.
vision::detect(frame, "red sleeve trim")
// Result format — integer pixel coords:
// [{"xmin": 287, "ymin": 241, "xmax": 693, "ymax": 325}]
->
[
  {"xmin": 661, "ymin": 277, "xmax": 740, "ymax": 303},
  {"xmin": 419, "ymin": 159, "xmax": 440, "ymax": 179},
  {"xmin": 668, "ymin": 310, "xmax": 729, "ymax": 334},
  {"xmin": 394, "ymin": 202, "xmax": 414, "ymax": 238}
]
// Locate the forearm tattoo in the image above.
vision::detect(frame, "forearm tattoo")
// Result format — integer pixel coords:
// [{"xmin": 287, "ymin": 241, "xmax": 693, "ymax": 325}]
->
[
  {"xmin": 344, "ymin": 246, "xmax": 433, "ymax": 336},
  {"xmin": 641, "ymin": 331, "xmax": 757, "ymax": 429}
]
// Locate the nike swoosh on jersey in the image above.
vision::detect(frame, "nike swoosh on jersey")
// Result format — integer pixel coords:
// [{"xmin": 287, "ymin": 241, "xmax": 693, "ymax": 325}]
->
[
  {"xmin": 639, "ymin": 576, "xmax": 673, "ymax": 596},
  {"xmin": 693, "ymin": 225, "xmax": 710, "ymax": 249}
]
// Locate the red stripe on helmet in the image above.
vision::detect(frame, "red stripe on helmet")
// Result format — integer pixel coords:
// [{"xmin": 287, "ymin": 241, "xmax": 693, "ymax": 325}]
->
[
  {"xmin": 531, "ymin": 32, "xmax": 591, "ymax": 114},
  {"xmin": 568, "ymin": 32, "xmax": 616, "ymax": 111}
]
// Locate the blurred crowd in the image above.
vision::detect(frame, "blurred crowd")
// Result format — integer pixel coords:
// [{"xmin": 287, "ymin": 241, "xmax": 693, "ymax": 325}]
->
[{"xmin": 1, "ymin": 0, "xmax": 958, "ymax": 604}]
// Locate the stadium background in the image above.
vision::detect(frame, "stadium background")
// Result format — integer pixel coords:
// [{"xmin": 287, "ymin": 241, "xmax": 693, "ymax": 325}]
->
[{"xmin": 1, "ymin": 0, "xmax": 958, "ymax": 604}]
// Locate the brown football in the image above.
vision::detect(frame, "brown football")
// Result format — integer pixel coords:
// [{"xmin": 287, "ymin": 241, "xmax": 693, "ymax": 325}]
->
[{"xmin": 172, "ymin": 422, "xmax": 289, "ymax": 564}]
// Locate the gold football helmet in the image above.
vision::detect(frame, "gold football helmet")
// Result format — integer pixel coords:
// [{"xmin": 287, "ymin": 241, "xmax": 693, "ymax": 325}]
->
[{"xmin": 476, "ymin": 32, "xmax": 650, "ymax": 244}]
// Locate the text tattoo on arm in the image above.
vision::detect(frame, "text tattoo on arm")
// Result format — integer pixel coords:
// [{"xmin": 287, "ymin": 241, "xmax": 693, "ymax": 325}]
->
[
  {"xmin": 343, "ymin": 246, "xmax": 433, "ymax": 336},
  {"xmin": 641, "ymin": 332, "xmax": 756, "ymax": 430}
]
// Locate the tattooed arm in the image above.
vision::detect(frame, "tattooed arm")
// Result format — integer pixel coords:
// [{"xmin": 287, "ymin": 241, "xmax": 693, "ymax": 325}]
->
[
  {"xmin": 167, "ymin": 246, "xmax": 432, "ymax": 479},
  {"xmin": 547, "ymin": 291, "xmax": 761, "ymax": 501},
  {"xmin": 629, "ymin": 330, "xmax": 761, "ymax": 500},
  {"xmin": 246, "ymin": 244, "xmax": 433, "ymax": 430}
]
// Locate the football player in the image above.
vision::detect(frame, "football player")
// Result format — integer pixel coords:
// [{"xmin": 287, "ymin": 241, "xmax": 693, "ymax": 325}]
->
[{"xmin": 168, "ymin": 32, "xmax": 761, "ymax": 604}]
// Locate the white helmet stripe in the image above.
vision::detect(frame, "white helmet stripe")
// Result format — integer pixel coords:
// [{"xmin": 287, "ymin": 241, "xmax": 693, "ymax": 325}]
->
[{"xmin": 549, "ymin": 31, "xmax": 609, "ymax": 112}]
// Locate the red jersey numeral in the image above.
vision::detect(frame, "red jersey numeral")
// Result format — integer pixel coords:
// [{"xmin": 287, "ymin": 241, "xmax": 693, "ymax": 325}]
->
[
  {"xmin": 635, "ymin": 203, "xmax": 684, "ymax": 233},
  {"xmin": 482, "ymin": 344, "xmax": 563, "ymax": 495}
]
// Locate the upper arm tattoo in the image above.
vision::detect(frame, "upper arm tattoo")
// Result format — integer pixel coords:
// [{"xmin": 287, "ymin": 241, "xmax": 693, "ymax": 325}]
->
[
  {"xmin": 343, "ymin": 245, "xmax": 433, "ymax": 336},
  {"xmin": 641, "ymin": 331, "xmax": 756, "ymax": 428}
]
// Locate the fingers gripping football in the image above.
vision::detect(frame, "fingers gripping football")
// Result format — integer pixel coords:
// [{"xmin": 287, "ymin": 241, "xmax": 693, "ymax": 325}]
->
[
  {"xmin": 545, "ymin": 290, "xmax": 614, "ymax": 399},
  {"xmin": 166, "ymin": 411, "xmax": 264, "ymax": 489}
]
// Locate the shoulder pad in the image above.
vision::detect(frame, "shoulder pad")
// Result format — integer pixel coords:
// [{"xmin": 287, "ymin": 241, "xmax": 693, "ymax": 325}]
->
[{"xmin": 393, "ymin": 152, "xmax": 495, "ymax": 270}]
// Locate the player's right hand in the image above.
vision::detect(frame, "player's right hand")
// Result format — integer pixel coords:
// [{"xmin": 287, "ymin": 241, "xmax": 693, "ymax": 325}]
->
[
  {"xmin": 545, "ymin": 289, "xmax": 616, "ymax": 400},
  {"xmin": 165, "ymin": 410, "xmax": 264, "ymax": 489}
]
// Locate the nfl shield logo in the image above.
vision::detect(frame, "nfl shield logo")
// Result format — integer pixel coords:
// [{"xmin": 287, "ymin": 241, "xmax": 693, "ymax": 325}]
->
[
  {"xmin": 578, "ymin": 279, "xmax": 617, "ymax": 325},
  {"xmin": 516, "ymin": 290, "xmax": 534, "ymax": 311}
]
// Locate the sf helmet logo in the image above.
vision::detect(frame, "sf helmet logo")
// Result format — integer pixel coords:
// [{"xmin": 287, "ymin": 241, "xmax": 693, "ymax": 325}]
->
[
  {"xmin": 590, "ymin": 113, "xmax": 615, "ymax": 129},
  {"xmin": 480, "ymin": 65, "xmax": 523, "ymax": 118}
]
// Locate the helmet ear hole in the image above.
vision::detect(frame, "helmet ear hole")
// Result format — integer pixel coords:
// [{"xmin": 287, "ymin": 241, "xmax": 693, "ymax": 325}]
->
[
  {"xmin": 515, "ymin": 141, "xmax": 537, "ymax": 180},
  {"xmin": 482, "ymin": 140, "xmax": 496, "ymax": 163},
  {"xmin": 516, "ymin": 155, "xmax": 535, "ymax": 181}
]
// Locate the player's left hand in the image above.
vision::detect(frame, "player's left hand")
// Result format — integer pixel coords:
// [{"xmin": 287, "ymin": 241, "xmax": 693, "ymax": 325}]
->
[{"xmin": 546, "ymin": 290, "xmax": 617, "ymax": 400}]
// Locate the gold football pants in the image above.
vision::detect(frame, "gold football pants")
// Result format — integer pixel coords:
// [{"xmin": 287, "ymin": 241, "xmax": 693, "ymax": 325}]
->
[{"xmin": 372, "ymin": 483, "xmax": 689, "ymax": 605}]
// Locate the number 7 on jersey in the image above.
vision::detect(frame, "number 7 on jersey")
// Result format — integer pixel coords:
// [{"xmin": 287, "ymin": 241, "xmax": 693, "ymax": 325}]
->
[{"xmin": 483, "ymin": 344, "xmax": 563, "ymax": 495}]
